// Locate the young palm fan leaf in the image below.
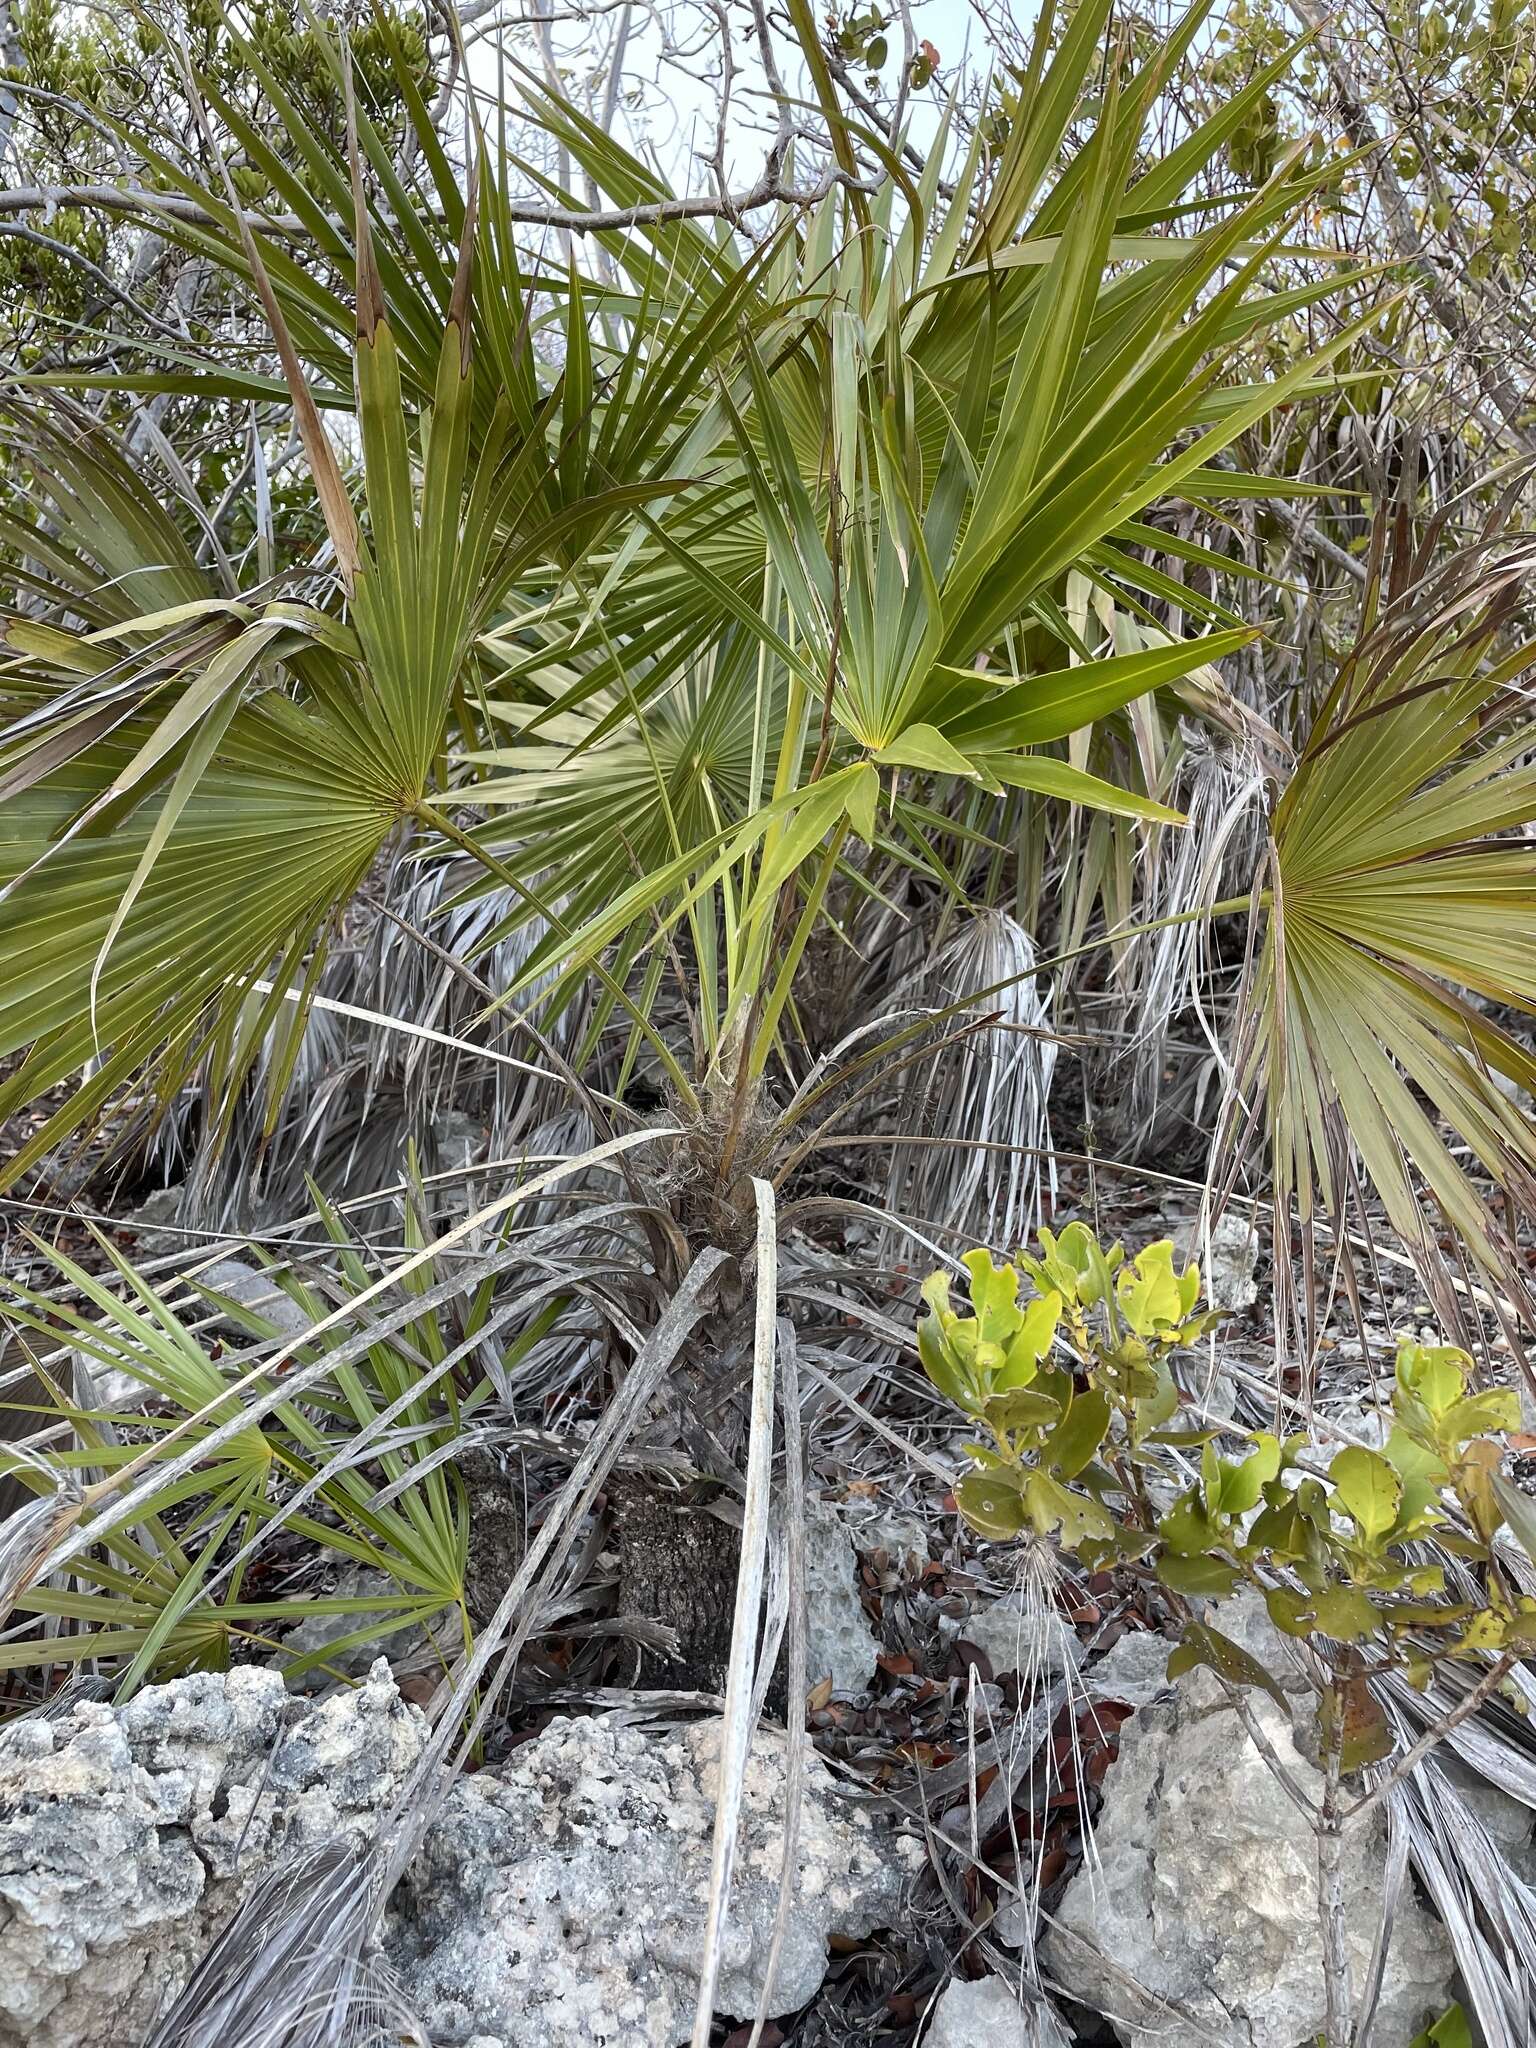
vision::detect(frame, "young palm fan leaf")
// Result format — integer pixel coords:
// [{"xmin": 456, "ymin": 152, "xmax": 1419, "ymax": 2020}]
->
[{"xmin": 1223, "ymin": 520, "xmax": 1536, "ymax": 1351}]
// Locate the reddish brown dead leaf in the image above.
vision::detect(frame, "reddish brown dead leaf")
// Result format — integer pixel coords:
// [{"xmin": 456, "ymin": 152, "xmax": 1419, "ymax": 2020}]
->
[{"xmin": 1084, "ymin": 1743, "xmax": 1117, "ymax": 1788}]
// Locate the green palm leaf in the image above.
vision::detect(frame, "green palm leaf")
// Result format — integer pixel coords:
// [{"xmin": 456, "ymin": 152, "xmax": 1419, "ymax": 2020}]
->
[{"xmin": 1230, "ymin": 529, "xmax": 1536, "ymax": 1325}]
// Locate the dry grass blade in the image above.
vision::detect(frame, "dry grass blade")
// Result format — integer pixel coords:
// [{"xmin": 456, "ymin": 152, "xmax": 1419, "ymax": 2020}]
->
[
  {"xmin": 744, "ymin": 1313, "xmax": 808, "ymax": 2048},
  {"xmin": 249, "ymin": 978, "xmax": 590, "ymax": 1098},
  {"xmin": 139, "ymin": 1842, "xmax": 413, "ymax": 2048},
  {"xmin": 690, "ymin": 1176, "xmax": 779, "ymax": 2048},
  {"xmin": 0, "ymin": 1463, "xmax": 83, "ymax": 1617}
]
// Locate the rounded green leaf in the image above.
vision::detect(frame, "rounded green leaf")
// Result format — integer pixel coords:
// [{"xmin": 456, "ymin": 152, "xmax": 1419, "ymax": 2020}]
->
[
  {"xmin": 1265, "ymin": 1585, "xmax": 1318, "ymax": 1637},
  {"xmin": 1442, "ymin": 1390, "xmax": 1521, "ymax": 1442},
  {"xmin": 1045, "ymin": 1385, "xmax": 1112, "ymax": 1481},
  {"xmin": 918, "ymin": 1308, "xmax": 973, "ymax": 1411},
  {"xmin": 954, "ymin": 1468, "xmax": 1028, "ymax": 1541},
  {"xmin": 1395, "ymin": 1343, "xmax": 1469, "ymax": 1418},
  {"xmin": 1217, "ymin": 1432, "xmax": 1283, "ymax": 1517},
  {"xmin": 1312, "ymin": 1585, "xmax": 1380, "ymax": 1642},
  {"xmin": 1023, "ymin": 1470, "xmax": 1116, "ymax": 1549},
  {"xmin": 996, "ymin": 1288, "xmax": 1061, "ymax": 1387},
  {"xmin": 1329, "ymin": 1446, "xmax": 1402, "ymax": 1544},
  {"xmin": 1156, "ymin": 1551, "xmax": 1241, "ymax": 1597},
  {"xmin": 982, "ymin": 1386, "xmax": 1063, "ymax": 1432}
]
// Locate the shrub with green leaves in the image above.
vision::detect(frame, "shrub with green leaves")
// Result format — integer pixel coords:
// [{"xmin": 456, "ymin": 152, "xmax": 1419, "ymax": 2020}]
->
[
  {"xmin": 920, "ymin": 1225, "xmax": 1536, "ymax": 1761},
  {"xmin": 919, "ymin": 1230, "xmax": 1224, "ymax": 1551}
]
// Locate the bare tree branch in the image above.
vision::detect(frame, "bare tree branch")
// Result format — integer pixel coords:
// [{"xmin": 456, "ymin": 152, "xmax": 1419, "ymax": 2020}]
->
[{"xmin": 0, "ymin": 157, "xmax": 878, "ymax": 239}]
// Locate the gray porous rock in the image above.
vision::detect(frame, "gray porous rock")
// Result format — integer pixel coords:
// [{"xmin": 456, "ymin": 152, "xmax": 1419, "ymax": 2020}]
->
[
  {"xmin": 1043, "ymin": 1615, "xmax": 1456, "ymax": 2048},
  {"xmin": 802, "ymin": 1496, "xmax": 881, "ymax": 1696},
  {"xmin": 846, "ymin": 1506, "xmax": 933, "ymax": 1570},
  {"xmin": 1083, "ymin": 1628, "xmax": 1175, "ymax": 1712},
  {"xmin": 424, "ymin": 1108, "xmax": 492, "ymax": 1223},
  {"xmin": 958, "ymin": 1595, "xmax": 1081, "ymax": 1682},
  {"xmin": 924, "ymin": 1974, "xmax": 1071, "ymax": 2047},
  {"xmin": 0, "ymin": 1660, "xmax": 425, "ymax": 2048},
  {"xmin": 281, "ymin": 1562, "xmax": 450, "ymax": 1678},
  {"xmin": 1177, "ymin": 1210, "xmax": 1261, "ymax": 1313},
  {"xmin": 385, "ymin": 1710, "xmax": 919, "ymax": 2048},
  {"xmin": 195, "ymin": 1257, "xmax": 314, "ymax": 1339},
  {"xmin": 122, "ymin": 1188, "xmax": 312, "ymax": 1340}
]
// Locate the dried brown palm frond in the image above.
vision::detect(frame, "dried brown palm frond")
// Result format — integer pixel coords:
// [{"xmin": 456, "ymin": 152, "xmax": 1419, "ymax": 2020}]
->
[
  {"xmin": 1378, "ymin": 1741, "xmax": 1536, "ymax": 2048},
  {"xmin": 140, "ymin": 1843, "xmax": 412, "ymax": 2048},
  {"xmin": 141, "ymin": 849, "xmax": 584, "ymax": 1235}
]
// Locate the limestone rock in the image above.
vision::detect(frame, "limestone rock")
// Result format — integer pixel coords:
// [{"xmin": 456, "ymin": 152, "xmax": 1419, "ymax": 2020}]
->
[
  {"xmin": 1043, "ymin": 1630, "xmax": 1455, "ymax": 2048},
  {"xmin": 66, "ymin": 1345, "xmax": 148, "ymax": 1417},
  {"xmin": 846, "ymin": 1506, "xmax": 932, "ymax": 1569},
  {"xmin": 194, "ymin": 1257, "xmax": 313, "ymax": 1339},
  {"xmin": 925, "ymin": 1975, "xmax": 1067, "ymax": 2047},
  {"xmin": 281, "ymin": 1563, "xmax": 449, "ymax": 1678},
  {"xmin": 959, "ymin": 1595, "xmax": 1080, "ymax": 1682},
  {"xmin": 1178, "ymin": 1211, "xmax": 1261, "ymax": 1313},
  {"xmin": 120, "ymin": 1183, "xmax": 191, "ymax": 1256},
  {"xmin": 423, "ymin": 1109, "xmax": 492, "ymax": 1224},
  {"xmin": 1084, "ymin": 1629, "xmax": 1174, "ymax": 1711},
  {"xmin": 1, "ymin": 1673, "xmax": 912, "ymax": 2048},
  {"xmin": 803, "ymin": 1497, "xmax": 880, "ymax": 1696},
  {"xmin": 0, "ymin": 1661, "xmax": 425, "ymax": 2048},
  {"xmin": 385, "ymin": 1711, "xmax": 917, "ymax": 2048}
]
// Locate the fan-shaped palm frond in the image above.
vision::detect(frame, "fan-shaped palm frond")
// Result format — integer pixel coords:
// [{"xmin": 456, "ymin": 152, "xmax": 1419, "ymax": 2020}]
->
[
  {"xmin": 1224, "ymin": 518, "xmax": 1536, "ymax": 1341},
  {"xmin": 0, "ymin": 180, "xmax": 633, "ymax": 1178}
]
